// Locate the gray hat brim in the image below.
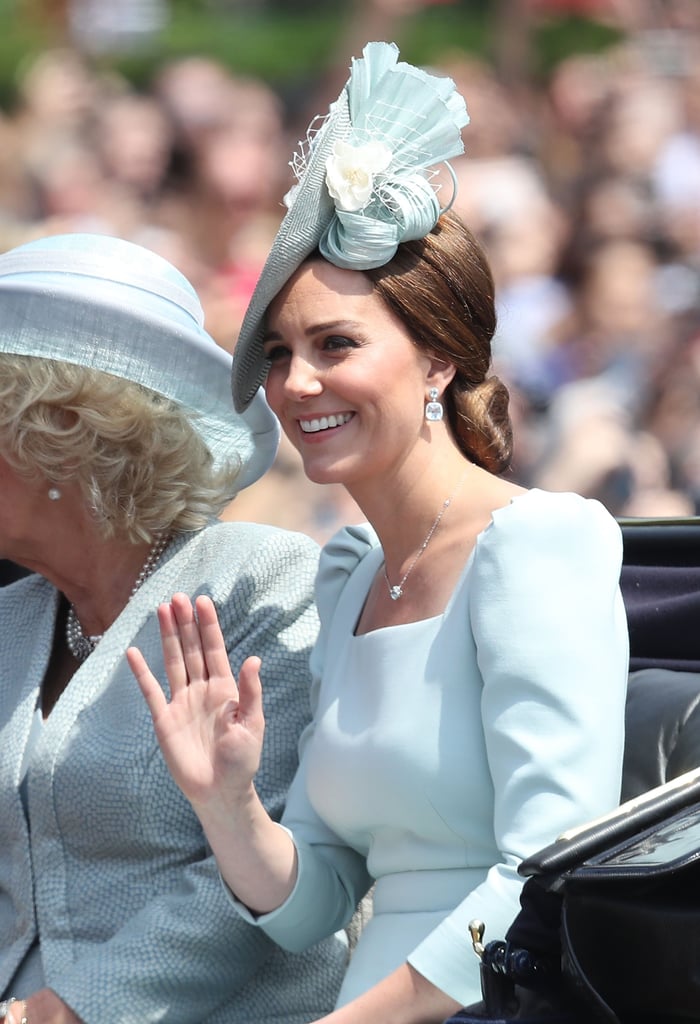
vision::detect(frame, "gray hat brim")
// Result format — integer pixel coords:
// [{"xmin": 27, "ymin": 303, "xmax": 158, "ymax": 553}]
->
[
  {"xmin": 231, "ymin": 91, "xmax": 351, "ymax": 413},
  {"xmin": 231, "ymin": 40, "xmax": 469, "ymax": 414},
  {"xmin": 0, "ymin": 234, "xmax": 279, "ymax": 492}
]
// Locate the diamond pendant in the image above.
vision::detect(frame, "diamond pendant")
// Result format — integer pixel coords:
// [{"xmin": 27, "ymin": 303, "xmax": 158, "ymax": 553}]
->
[
  {"xmin": 389, "ymin": 585, "xmax": 403, "ymax": 600},
  {"xmin": 425, "ymin": 401, "xmax": 443, "ymax": 422}
]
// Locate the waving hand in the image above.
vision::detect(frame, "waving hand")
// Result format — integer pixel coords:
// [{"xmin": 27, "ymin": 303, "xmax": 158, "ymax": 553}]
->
[
  {"xmin": 127, "ymin": 592, "xmax": 264, "ymax": 813},
  {"xmin": 129, "ymin": 591, "xmax": 299, "ymax": 913}
]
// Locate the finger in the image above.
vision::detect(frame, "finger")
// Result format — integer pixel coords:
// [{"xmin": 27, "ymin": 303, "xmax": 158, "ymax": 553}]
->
[
  {"xmin": 127, "ymin": 645, "xmax": 168, "ymax": 718},
  {"xmin": 169, "ymin": 592, "xmax": 208, "ymax": 683},
  {"xmin": 157, "ymin": 602, "xmax": 190, "ymax": 695},
  {"xmin": 237, "ymin": 656, "xmax": 265, "ymax": 733},
  {"xmin": 194, "ymin": 595, "xmax": 237, "ymax": 685}
]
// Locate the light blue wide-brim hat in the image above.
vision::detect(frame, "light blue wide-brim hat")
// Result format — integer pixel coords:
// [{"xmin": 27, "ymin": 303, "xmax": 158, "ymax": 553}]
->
[
  {"xmin": 0, "ymin": 232, "xmax": 279, "ymax": 492},
  {"xmin": 231, "ymin": 41, "xmax": 470, "ymax": 413}
]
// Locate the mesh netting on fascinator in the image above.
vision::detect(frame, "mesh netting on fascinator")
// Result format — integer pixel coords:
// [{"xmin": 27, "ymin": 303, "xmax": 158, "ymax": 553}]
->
[{"xmin": 231, "ymin": 40, "xmax": 469, "ymax": 413}]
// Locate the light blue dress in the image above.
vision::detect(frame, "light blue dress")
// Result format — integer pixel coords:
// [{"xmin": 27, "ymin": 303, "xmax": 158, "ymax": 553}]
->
[{"xmin": 235, "ymin": 489, "xmax": 630, "ymax": 1008}]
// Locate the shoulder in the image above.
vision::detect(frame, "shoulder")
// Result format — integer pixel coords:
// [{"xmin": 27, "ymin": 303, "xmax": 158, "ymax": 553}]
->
[
  {"xmin": 315, "ymin": 522, "xmax": 380, "ymax": 617},
  {"xmin": 0, "ymin": 571, "xmax": 52, "ymax": 612},
  {"xmin": 478, "ymin": 488, "xmax": 622, "ymax": 556},
  {"xmin": 177, "ymin": 520, "xmax": 320, "ymax": 572},
  {"xmin": 159, "ymin": 523, "xmax": 322, "ymax": 618},
  {"xmin": 0, "ymin": 574, "xmax": 57, "ymax": 662},
  {"xmin": 468, "ymin": 488, "xmax": 623, "ymax": 600}
]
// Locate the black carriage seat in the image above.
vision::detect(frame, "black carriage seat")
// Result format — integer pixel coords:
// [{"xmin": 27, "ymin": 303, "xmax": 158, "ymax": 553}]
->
[{"xmin": 619, "ymin": 516, "xmax": 700, "ymax": 800}]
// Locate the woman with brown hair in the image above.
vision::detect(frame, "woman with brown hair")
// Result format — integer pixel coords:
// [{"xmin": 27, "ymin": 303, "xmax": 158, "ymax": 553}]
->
[{"xmin": 130, "ymin": 43, "xmax": 630, "ymax": 1024}]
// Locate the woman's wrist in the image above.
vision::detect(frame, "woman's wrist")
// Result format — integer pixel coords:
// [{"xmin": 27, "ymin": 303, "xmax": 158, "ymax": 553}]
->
[{"xmin": 0, "ymin": 998, "xmax": 28, "ymax": 1023}]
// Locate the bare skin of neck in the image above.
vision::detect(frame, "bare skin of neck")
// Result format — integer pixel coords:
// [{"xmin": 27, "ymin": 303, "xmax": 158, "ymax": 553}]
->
[
  {"xmin": 38, "ymin": 534, "xmax": 153, "ymax": 717},
  {"xmin": 11, "ymin": 496, "xmax": 155, "ymax": 715}
]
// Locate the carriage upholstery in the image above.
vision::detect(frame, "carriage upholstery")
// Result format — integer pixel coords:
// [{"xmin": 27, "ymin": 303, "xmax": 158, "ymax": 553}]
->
[{"xmin": 620, "ymin": 517, "xmax": 700, "ymax": 799}]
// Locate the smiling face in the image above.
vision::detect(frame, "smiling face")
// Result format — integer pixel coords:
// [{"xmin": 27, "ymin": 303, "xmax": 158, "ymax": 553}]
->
[{"xmin": 262, "ymin": 259, "xmax": 452, "ymax": 493}]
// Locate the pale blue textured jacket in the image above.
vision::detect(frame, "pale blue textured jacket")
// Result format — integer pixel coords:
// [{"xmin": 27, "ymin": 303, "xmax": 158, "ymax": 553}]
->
[{"xmin": 0, "ymin": 521, "xmax": 347, "ymax": 1023}]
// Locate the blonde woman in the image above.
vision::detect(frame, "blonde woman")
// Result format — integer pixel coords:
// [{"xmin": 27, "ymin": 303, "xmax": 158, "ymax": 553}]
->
[{"xmin": 0, "ymin": 233, "xmax": 347, "ymax": 1024}]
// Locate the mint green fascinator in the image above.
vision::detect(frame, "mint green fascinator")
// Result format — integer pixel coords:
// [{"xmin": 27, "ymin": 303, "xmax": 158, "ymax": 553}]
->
[{"xmin": 232, "ymin": 40, "xmax": 469, "ymax": 413}]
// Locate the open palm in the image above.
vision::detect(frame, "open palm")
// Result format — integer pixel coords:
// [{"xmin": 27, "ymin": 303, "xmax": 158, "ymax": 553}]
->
[{"xmin": 128, "ymin": 592, "xmax": 265, "ymax": 811}]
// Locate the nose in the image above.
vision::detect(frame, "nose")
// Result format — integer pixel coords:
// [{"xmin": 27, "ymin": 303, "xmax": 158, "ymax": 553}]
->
[{"xmin": 283, "ymin": 353, "xmax": 323, "ymax": 399}]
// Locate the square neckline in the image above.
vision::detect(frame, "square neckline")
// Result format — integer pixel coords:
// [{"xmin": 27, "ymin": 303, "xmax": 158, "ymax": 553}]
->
[{"xmin": 351, "ymin": 490, "xmax": 538, "ymax": 638}]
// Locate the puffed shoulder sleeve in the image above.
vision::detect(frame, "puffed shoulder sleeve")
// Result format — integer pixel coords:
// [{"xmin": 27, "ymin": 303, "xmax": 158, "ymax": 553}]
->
[
  {"xmin": 408, "ymin": 489, "xmax": 629, "ymax": 1006},
  {"xmin": 472, "ymin": 489, "xmax": 628, "ymax": 848},
  {"xmin": 308, "ymin": 523, "xmax": 378, "ymax": 703}
]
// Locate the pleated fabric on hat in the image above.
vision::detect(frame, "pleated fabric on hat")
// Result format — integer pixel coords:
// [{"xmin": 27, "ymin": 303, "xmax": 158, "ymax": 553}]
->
[{"xmin": 231, "ymin": 41, "xmax": 469, "ymax": 413}]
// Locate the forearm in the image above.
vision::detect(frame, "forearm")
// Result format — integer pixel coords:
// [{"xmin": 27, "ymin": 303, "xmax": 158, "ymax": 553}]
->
[
  {"xmin": 317, "ymin": 963, "xmax": 461, "ymax": 1024},
  {"xmin": 193, "ymin": 782, "xmax": 299, "ymax": 914}
]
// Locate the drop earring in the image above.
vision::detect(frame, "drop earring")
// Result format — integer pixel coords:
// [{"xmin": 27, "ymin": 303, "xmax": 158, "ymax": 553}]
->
[
  {"xmin": 48, "ymin": 487, "xmax": 62, "ymax": 501},
  {"xmin": 425, "ymin": 387, "xmax": 443, "ymax": 422}
]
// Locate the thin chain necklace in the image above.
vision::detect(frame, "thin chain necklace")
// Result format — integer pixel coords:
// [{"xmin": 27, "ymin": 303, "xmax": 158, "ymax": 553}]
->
[
  {"xmin": 382, "ymin": 468, "xmax": 469, "ymax": 601},
  {"xmin": 66, "ymin": 532, "xmax": 171, "ymax": 662}
]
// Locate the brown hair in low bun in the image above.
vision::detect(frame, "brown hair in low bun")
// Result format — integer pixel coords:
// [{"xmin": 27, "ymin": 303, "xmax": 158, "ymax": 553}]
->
[{"xmin": 364, "ymin": 209, "xmax": 513, "ymax": 474}]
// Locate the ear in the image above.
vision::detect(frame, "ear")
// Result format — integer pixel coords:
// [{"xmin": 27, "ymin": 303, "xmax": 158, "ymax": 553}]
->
[{"xmin": 425, "ymin": 358, "xmax": 456, "ymax": 394}]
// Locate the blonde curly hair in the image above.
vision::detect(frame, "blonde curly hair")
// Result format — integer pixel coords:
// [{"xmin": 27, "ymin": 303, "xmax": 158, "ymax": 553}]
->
[{"xmin": 0, "ymin": 354, "xmax": 239, "ymax": 542}]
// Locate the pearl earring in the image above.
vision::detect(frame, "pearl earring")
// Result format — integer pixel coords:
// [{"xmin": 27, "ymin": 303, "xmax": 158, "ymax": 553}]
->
[
  {"xmin": 425, "ymin": 387, "xmax": 443, "ymax": 422},
  {"xmin": 48, "ymin": 487, "xmax": 62, "ymax": 501}
]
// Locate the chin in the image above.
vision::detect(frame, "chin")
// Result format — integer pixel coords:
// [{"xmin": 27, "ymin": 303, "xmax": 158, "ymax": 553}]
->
[
  {"xmin": 299, "ymin": 456, "xmax": 352, "ymax": 488},
  {"xmin": 303, "ymin": 466, "xmax": 345, "ymax": 487}
]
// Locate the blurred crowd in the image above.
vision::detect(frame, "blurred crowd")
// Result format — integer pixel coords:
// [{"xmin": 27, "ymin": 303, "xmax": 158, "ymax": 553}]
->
[{"xmin": 2, "ymin": 0, "xmax": 700, "ymax": 541}]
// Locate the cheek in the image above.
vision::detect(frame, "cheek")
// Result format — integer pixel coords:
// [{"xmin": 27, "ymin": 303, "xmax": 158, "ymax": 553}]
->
[{"xmin": 262, "ymin": 372, "xmax": 284, "ymax": 414}]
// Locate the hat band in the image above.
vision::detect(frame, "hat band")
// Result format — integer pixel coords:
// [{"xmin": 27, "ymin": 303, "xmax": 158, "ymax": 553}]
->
[{"xmin": 0, "ymin": 251, "xmax": 204, "ymax": 326}]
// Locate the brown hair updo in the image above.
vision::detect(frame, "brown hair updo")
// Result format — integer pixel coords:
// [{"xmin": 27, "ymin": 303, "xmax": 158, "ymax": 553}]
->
[{"xmin": 365, "ymin": 209, "xmax": 513, "ymax": 474}]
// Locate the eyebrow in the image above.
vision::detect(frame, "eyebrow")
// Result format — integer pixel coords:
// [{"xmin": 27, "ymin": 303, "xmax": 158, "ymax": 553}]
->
[{"xmin": 263, "ymin": 320, "xmax": 363, "ymax": 343}]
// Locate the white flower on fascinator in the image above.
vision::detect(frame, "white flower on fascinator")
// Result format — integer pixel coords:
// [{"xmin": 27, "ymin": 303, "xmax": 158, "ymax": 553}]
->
[
  {"xmin": 320, "ymin": 43, "xmax": 468, "ymax": 269},
  {"xmin": 231, "ymin": 42, "xmax": 470, "ymax": 414},
  {"xmin": 325, "ymin": 139, "xmax": 393, "ymax": 212}
]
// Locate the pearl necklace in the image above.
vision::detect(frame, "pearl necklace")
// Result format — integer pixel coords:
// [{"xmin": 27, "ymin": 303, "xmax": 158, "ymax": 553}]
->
[
  {"xmin": 66, "ymin": 532, "xmax": 171, "ymax": 661},
  {"xmin": 382, "ymin": 469, "xmax": 469, "ymax": 601}
]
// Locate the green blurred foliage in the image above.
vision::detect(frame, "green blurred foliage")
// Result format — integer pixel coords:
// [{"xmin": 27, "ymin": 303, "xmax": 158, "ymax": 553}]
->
[{"xmin": 0, "ymin": 0, "xmax": 622, "ymax": 109}]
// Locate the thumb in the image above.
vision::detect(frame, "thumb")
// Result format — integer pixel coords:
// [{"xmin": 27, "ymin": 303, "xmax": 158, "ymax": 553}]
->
[{"xmin": 237, "ymin": 656, "xmax": 265, "ymax": 733}]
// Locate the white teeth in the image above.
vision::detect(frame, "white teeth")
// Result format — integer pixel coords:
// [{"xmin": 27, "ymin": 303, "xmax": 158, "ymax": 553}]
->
[{"xmin": 300, "ymin": 413, "xmax": 352, "ymax": 433}]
